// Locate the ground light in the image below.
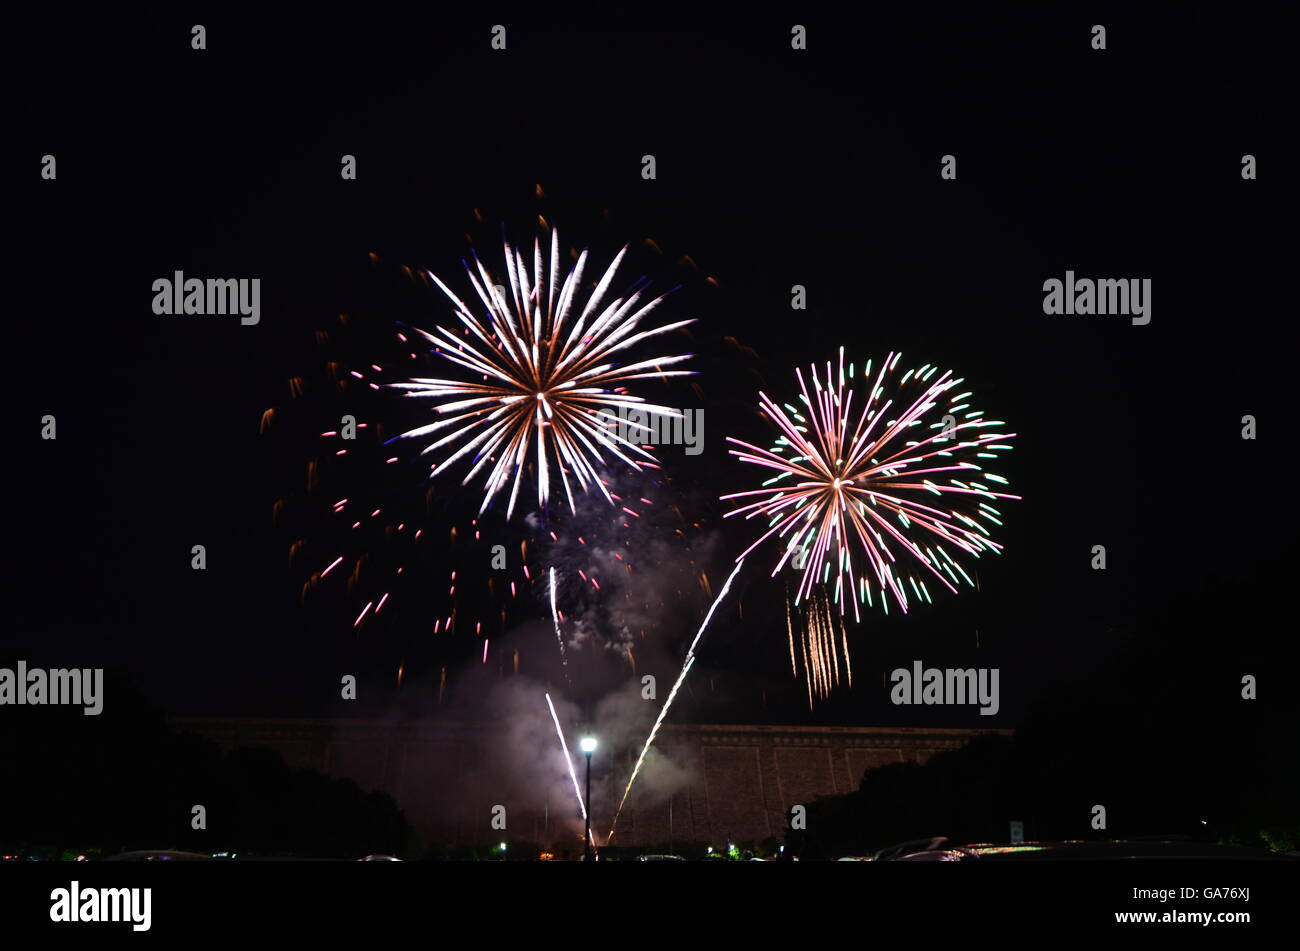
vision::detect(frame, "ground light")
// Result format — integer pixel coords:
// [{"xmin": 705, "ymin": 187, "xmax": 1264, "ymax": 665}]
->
[{"xmin": 580, "ymin": 737, "xmax": 597, "ymax": 860}]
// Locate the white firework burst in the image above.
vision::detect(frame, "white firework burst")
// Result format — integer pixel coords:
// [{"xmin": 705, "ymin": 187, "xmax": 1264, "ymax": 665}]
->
[{"xmin": 390, "ymin": 229, "xmax": 694, "ymax": 517}]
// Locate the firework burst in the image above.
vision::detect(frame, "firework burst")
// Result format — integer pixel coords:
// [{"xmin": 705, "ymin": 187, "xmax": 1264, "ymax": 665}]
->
[
  {"xmin": 389, "ymin": 229, "xmax": 695, "ymax": 517},
  {"xmin": 723, "ymin": 348, "xmax": 1020, "ymax": 686}
]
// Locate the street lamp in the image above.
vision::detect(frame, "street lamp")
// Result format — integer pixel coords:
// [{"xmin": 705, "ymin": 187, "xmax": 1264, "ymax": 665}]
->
[{"xmin": 580, "ymin": 736, "xmax": 597, "ymax": 860}]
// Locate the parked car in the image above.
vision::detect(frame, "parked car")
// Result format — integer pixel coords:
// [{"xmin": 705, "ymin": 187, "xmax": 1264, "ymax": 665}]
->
[
  {"xmin": 872, "ymin": 837, "xmax": 1300, "ymax": 862},
  {"xmin": 101, "ymin": 850, "xmax": 213, "ymax": 861}
]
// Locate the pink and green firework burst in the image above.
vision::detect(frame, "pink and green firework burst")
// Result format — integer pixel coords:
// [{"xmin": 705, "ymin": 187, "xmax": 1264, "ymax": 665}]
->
[
  {"xmin": 388, "ymin": 229, "xmax": 695, "ymax": 518},
  {"xmin": 723, "ymin": 348, "xmax": 1020, "ymax": 620}
]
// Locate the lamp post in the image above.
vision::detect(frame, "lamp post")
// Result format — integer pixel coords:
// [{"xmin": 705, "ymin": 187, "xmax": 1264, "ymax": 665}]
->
[{"xmin": 580, "ymin": 736, "xmax": 597, "ymax": 860}]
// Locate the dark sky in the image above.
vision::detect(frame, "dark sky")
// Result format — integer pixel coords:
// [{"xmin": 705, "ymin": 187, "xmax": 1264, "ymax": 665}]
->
[{"xmin": 11, "ymin": 4, "xmax": 1283, "ymax": 729}]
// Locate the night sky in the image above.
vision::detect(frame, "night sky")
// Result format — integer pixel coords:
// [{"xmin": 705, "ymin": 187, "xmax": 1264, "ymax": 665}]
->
[{"xmin": 11, "ymin": 4, "xmax": 1283, "ymax": 731}]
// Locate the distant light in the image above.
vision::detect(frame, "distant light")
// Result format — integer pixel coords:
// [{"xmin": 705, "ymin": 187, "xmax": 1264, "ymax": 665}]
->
[
  {"xmin": 580, "ymin": 737, "xmax": 598, "ymax": 754},
  {"xmin": 779, "ymin": 846, "xmax": 785, "ymax": 853},
  {"xmin": 706, "ymin": 846, "xmax": 713, "ymax": 854},
  {"xmin": 499, "ymin": 842, "xmax": 507, "ymax": 851}
]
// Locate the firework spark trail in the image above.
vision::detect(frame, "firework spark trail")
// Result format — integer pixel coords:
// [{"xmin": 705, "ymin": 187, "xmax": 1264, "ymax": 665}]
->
[
  {"xmin": 545, "ymin": 693, "xmax": 587, "ymax": 821},
  {"xmin": 785, "ymin": 596, "xmax": 797, "ymax": 678},
  {"xmin": 548, "ymin": 567, "xmax": 570, "ymax": 678},
  {"xmin": 607, "ymin": 558, "xmax": 745, "ymax": 842},
  {"xmin": 681, "ymin": 557, "xmax": 745, "ymax": 658},
  {"xmin": 388, "ymin": 229, "xmax": 696, "ymax": 518},
  {"xmin": 793, "ymin": 589, "xmax": 851, "ymax": 706}
]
